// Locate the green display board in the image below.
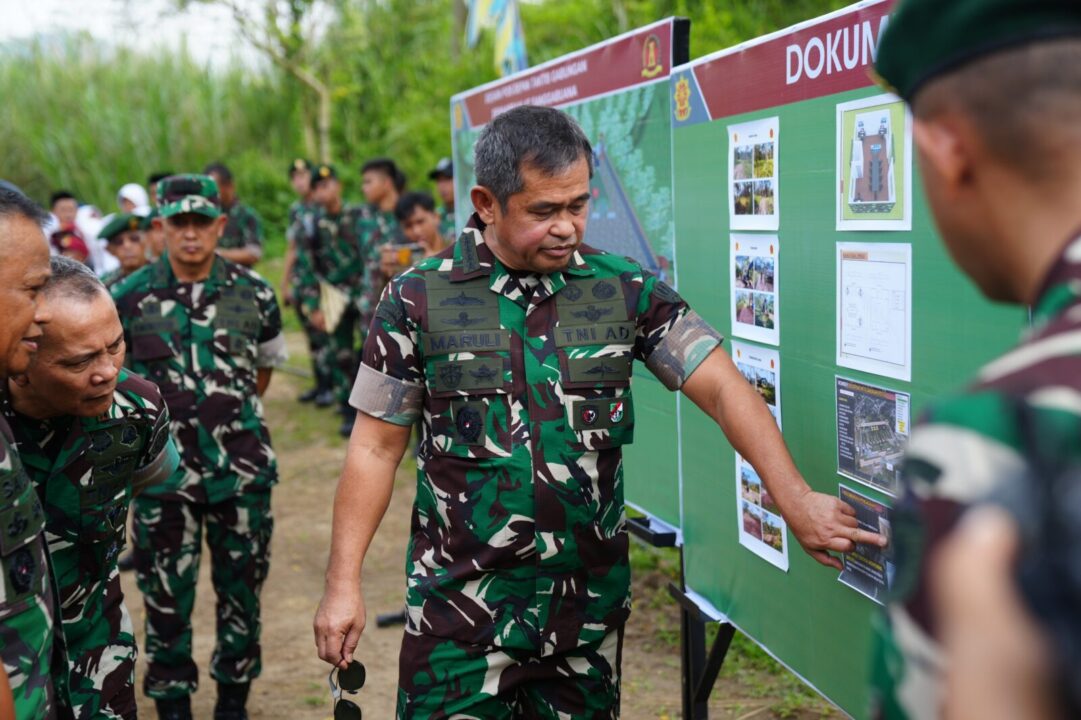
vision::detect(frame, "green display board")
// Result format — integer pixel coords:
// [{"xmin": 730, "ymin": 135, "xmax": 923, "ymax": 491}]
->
[
  {"xmin": 671, "ymin": 1, "xmax": 1023, "ymax": 714},
  {"xmin": 450, "ymin": 19, "xmax": 689, "ymax": 530}
]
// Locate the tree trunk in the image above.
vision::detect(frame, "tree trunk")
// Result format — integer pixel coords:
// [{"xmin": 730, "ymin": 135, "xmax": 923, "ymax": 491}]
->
[
  {"xmin": 451, "ymin": 0, "xmax": 466, "ymax": 60},
  {"xmin": 318, "ymin": 84, "xmax": 332, "ymax": 162}
]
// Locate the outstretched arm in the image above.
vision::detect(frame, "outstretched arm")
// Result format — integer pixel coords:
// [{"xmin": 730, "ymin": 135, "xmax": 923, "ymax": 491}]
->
[{"xmin": 681, "ymin": 347, "xmax": 886, "ymax": 569}]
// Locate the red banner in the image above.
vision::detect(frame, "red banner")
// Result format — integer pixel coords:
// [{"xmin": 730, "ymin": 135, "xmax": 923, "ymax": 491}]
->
[
  {"xmin": 692, "ymin": 0, "xmax": 896, "ymax": 120},
  {"xmin": 457, "ymin": 19, "xmax": 677, "ymax": 127}
]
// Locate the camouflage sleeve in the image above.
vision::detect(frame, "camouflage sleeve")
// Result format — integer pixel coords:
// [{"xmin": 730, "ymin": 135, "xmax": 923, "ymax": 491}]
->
[
  {"xmin": 292, "ymin": 234, "xmax": 320, "ymax": 313},
  {"xmin": 132, "ymin": 400, "xmax": 180, "ymax": 494},
  {"xmin": 255, "ymin": 279, "xmax": 287, "ymax": 367},
  {"xmin": 245, "ymin": 206, "xmax": 265, "ymax": 254},
  {"xmin": 348, "ymin": 277, "xmax": 424, "ymax": 425},
  {"xmin": 636, "ymin": 274, "xmax": 724, "ymax": 390}
]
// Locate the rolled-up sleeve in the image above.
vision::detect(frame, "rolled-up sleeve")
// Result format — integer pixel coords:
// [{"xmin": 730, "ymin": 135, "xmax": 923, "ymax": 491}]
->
[{"xmin": 635, "ymin": 276, "xmax": 724, "ymax": 390}]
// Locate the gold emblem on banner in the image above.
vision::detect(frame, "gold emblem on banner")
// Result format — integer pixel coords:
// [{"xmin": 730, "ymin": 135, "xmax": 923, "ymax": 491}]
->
[
  {"xmin": 454, "ymin": 103, "xmax": 464, "ymax": 131},
  {"xmin": 641, "ymin": 34, "xmax": 663, "ymax": 78},
  {"xmin": 673, "ymin": 76, "xmax": 691, "ymax": 122}
]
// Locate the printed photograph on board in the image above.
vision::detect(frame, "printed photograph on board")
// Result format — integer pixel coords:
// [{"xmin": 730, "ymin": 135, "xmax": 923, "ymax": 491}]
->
[
  {"xmin": 835, "ymin": 376, "xmax": 910, "ymax": 496},
  {"xmin": 836, "ymin": 94, "xmax": 913, "ymax": 231},
  {"xmin": 728, "ymin": 116, "xmax": 780, "ymax": 230},
  {"xmin": 837, "ymin": 485, "xmax": 895, "ymax": 604},
  {"xmin": 730, "ymin": 235, "xmax": 780, "ymax": 346}
]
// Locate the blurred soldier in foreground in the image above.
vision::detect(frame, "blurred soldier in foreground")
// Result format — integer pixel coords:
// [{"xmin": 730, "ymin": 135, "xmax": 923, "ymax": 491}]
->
[
  {"xmin": 113, "ymin": 175, "xmax": 286, "ymax": 720},
  {"xmin": 0, "ymin": 188, "xmax": 58, "ymax": 719},
  {"xmin": 203, "ymin": 162, "xmax": 264, "ymax": 268},
  {"xmin": 5, "ymin": 257, "xmax": 178, "ymax": 719},
  {"xmin": 314, "ymin": 106, "xmax": 883, "ymax": 718},
  {"xmin": 282, "ymin": 158, "xmax": 333, "ymax": 406},
  {"xmin": 99, "ymin": 213, "xmax": 150, "ymax": 288},
  {"xmin": 870, "ymin": 2, "xmax": 1081, "ymax": 718}
]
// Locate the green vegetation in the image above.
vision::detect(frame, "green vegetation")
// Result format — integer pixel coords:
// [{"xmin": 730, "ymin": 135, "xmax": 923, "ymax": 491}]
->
[{"xmin": 0, "ymin": 0, "xmax": 847, "ymax": 259}]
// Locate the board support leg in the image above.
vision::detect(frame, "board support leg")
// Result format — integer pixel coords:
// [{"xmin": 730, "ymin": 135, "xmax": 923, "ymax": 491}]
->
[{"xmin": 669, "ymin": 580, "xmax": 736, "ymax": 720}]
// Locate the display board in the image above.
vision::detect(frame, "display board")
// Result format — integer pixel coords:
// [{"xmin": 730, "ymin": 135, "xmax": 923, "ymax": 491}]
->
[
  {"xmin": 450, "ymin": 19, "xmax": 690, "ymax": 530},
  {"xmin": 670, "ymin": 1, "xmax": 1023, "ymax": 714}
]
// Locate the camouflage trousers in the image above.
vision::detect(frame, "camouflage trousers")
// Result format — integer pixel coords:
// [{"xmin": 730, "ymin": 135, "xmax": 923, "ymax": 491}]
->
[
  {"xmin": 0, "ymin": 540, "xmax": 57, "ymax": 720},
  {"xmin": 293, "ymin": 300, "xmax": 332, "ymax": 392},
  {"xmin": 328, "ymin": 304, "xmax": 363, "ymax": 406},
  {"xmin": 56, "ymin": 571, "xmax": 137, "ymax": 719},
  {"xmin": 395, "ymin": 627, "xmax": 622, "ymax": 719},
  {"xmin": 132, "ymin": 490, "xmax": 273, "ymax": 699}
]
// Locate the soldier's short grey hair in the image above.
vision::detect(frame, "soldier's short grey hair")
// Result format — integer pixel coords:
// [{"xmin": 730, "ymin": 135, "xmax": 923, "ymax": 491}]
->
[
  {"xmin": 43, "ymin": 256, "xmax": 108, "ymax": 301},
  {"xmin": 474, "ymin": 105, "xmax": 594, "ymax": 211}
]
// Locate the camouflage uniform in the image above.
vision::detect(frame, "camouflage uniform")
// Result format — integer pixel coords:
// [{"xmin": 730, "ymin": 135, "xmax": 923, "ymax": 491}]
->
[
  {"xmin": 0, "ymin": 398, "xmax": 57, "ymax": 720},
  {"xmin": 5, "ymin": 370, "xmax": 179, "ymax": 719},
  {"xmin": 870, "ymin": 234, "xmax": 1081, "ymax": 718},
  {"xmin": 293, "ymin": 205, "xmax": 367, "ymax": 406},
  {"xmin": 286, "ymin": 200, "xmax": 332, "ymax": 392},
  {"xmin": 111, "ymin": 254, "xmax": 285, "ymax": 700},
  {"xmin": 356, "ymin": 206, "xmax": 404, "ymax": 334},
  {"xmin": 99, "ymin": 269, "xmax": 132, "ymax": 290},
  {"xmin": 351, "ymin": 217, "xmax": 722, "ymax": 717},
  {"xmin": 437, "ymin": 206, "xmax": 456, "ymax": 245},
  {"xmin": 218, "ymin": 201, "xmax": 264, "ymax": 258}
]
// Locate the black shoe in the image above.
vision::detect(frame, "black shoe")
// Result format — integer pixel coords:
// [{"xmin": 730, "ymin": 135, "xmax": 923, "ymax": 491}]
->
[
  {"xmin": 117, "ymin": 551, "xmax": 135, "ymax": 572},
  {"xmin": 298, "ymin": 387, "xmax": 320, "ymax": 403},
  {"xmin": 314, "ymin": 390, "xmax": 335, "ymax": 408},
  {"xmin": 214, "ymin": 682, "xmax": 250, "ymax": 720},
  {"xmin": 155, "ymin": 696, "xmax": 192, "ymax": 720}
]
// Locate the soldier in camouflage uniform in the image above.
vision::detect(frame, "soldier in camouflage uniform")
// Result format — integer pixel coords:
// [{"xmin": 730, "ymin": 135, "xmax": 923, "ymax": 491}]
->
[
  {"xmin": 282, "ymin": 159, "xmax": 333, "ymax": 406},
  {"xmin": 6, "ymin": 257, "xmax": 179, "ymax": 719},
  {"xmin": 428, "ymin": 157, "xmax": 456, "ymax": 244},
  {"xmin": 314, "ymin": 106, "xmax": 882, "ymax": 718},
  {"xmin": 203, "ymin": 162, "xmax": 264, "ymax": 268},
  {"xmin": 356, "ymin": 158, "xmax": 406, "ymax": 340},
  {"xmin": 112, "ymin": 175, "xmax": 287, "ymax": 720},
  {"xmin": 98, "ymin": 213, "xmax": 149, "ymax": 289},
  {"xmin": 0, "ymin": 188, "xmax": 60, "ymax": 720},
  {"xmin": 293, "ymin": 164, "xmax": 368, "ymax": 436},
  {"xmin": 867, "ymin": 3, "xmax": 1081, "ymax": 718}
]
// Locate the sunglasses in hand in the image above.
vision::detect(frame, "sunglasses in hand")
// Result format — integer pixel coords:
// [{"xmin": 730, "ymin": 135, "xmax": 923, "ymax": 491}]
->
[{"xmin": 329, "ymin": 660, "xmax": 366, "ymax": 719}]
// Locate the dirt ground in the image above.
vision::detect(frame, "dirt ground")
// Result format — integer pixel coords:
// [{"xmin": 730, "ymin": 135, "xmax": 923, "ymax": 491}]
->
[{"xmin": 122, "ymin": 332, "xmax": 838, "ymax": 719}]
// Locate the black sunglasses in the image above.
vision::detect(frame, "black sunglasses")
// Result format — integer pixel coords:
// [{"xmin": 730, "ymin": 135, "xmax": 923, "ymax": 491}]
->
[{"xmin": 328, "ymin": 660, "xmax": 366, "ymax": 719}]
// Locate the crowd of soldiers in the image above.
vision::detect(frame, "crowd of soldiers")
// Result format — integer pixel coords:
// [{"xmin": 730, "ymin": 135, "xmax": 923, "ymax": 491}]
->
[{"xmin": 0, "ymin": 153, "xmax": 457, "ymax": 720}]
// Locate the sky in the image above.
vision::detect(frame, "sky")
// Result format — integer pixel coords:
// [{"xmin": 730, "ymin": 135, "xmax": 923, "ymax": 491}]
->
[{"xmin": 0, "ymin": 0, "xmax": 266, "ymax": 68}]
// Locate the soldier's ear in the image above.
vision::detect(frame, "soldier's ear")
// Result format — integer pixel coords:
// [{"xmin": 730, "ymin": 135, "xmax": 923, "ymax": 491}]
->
[
  {"xmin": 471, "ymin": 186, "xmax": 498, "ymax": 225},
  {"xmin": 213, "ymin": 214, "xmax": 228, "ymax": 238}
]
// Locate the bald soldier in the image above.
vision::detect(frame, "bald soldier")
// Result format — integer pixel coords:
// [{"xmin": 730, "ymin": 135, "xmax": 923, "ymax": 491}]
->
[
  {"xmin": 5, "ymin": 257, "xmax": 179, "ymax": 719},
  {"xmin": 869, "ymin": 2, "xmax": 1081, "ymax": 718},
  {"xmin": 0, "ymin": 188, "xmax": 59, "ymax": 719},
  {"xmin": 314, "ymin": 106, "xmax": 884, "ymax": 718}
]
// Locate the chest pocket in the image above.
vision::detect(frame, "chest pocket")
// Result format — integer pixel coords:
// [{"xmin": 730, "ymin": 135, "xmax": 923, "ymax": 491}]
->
[
  {"xmin": 0, "ymin": 457, "xmax": 46, "ymax": 613},
  {"xmin": 66, "ymin": 423, "xmax": 143, "ymax": 573},
  {"xmin": 421, "ymin": 273, "xmax": 513, "ymax": 460},
  {"xmin": 130, "ymin": 307, "xmax": 180, "ymax": 363},
  {"xmin": 214, "ymin": 286, "xmax": 261, "ymax": 364},
  {"xmin": 556, "ymin": 278, "xmax": 636, "ymax": 451}
]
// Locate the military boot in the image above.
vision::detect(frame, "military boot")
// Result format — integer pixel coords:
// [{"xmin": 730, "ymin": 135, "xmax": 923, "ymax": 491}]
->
[
  {"xmin": 155, "ymin": 696, "xmax": 192, "ymax": 720},
  {"xmin": 214, "ymin": 681, "xmax": 251, "ymax": 720}
]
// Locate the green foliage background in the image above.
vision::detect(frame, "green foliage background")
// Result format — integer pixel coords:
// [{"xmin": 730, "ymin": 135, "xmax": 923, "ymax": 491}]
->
[{"xmin": 0, "ymin": 0, "xmax": 848, "ymax": 258}]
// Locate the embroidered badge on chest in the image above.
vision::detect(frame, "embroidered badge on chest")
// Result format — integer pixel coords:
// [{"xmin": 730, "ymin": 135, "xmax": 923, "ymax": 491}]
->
[
  {"xmin": 609, "ymin": 401, "xmax": 625, "ymax": 424},
  {"xmin": 456, "ymin": 406, "xmax": 483, "ymax": 442},
  {"xmin": 438, "ymin": 363, "xmax": 463, "ymax": 390},
  {"xmin": 8, "ymin": 547, "xmax": 35, "ymax": 594},
  {"xmin": 563, "ymin": 284, "xmax": 583, "ymax": 301},
  {"xmin": 581, "ymin": 404, "xmax": 599, "ymax": 426},
  {"xmin": 572, "ymin": 305, "xmax": 613, "ymax": 323},
  {"xmin": 446, "ymin": 312, "xmax": 485, "ymax": 328},
  {"xmin": 592, "ymin": 281, "xmax": 617, "ymax": 300}
]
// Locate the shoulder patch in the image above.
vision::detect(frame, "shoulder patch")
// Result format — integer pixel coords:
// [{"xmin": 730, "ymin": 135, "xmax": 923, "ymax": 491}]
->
[{"xmin": 653, "ymin": 280, "xmax": 681, "ymax": 304}]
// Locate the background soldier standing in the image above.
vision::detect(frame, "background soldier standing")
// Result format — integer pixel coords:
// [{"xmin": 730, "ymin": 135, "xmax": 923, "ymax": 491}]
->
[
  {"xmin": 292, "ymin": 164, "xmax": 367, "ymax": 437},
  {"xmin": 356, "ymin": 158, "xmax": 406, "ymax": 338},
  {"xmin": 314, "ymin": 107, "xmax": 883, "ymax": 718},
  {"xmin": 99, "ymin": 213, "xmax": 150, "ymax": 288},
  {"xmin": 282, "ymin": 159, "xmax": 333, "ymax": 407},
  {"xmin": 112, "ymin": 175, "xmax": 287, "ymax": 720},
  {"xmin": 6, "ymin": 257, "xmax": 179, "ymax": 719},
  {"xmin": 0, "ymin": 188, "xmax": 59, "ymax": 720},
  {"xmin": 870, "ymin": 2, "xmax": 1081, "ymax": 718},
  {"xmin": 203, "ymin": 162, "xmax": 264, "ymax": 268},
  {"xmin": 427, "ymin": 157, "xmax": 456, "ymax": 243}
]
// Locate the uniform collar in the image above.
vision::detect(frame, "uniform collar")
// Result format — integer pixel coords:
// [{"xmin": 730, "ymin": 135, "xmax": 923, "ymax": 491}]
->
[
  {"xmin": 1032, "ymin": 230, "xmax": 1081, "ymax": 326},
  {"xmin": 151, "ymin": 254, "xmax": 229, "ymax": 290}
]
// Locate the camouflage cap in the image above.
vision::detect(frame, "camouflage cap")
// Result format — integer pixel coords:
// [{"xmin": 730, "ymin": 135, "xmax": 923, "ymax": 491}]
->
[
  {"xmin": 310, "ymin": 163, "xmax": 339, "ymax": 187},
  {"xmin": 876, "ymin": 0, "xmax": 1081, "ymax": 101},
  {"xmin": 156, "ymin": 174, "xmax": 222, "ymax": 220},
  {"xmin": 288, "ymin": 158, "xmax": 313, "ymax": 176},
  {"xmin": 99, "ymin": 212, "xmax": 142, "ymax": 241}
]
